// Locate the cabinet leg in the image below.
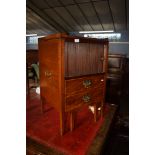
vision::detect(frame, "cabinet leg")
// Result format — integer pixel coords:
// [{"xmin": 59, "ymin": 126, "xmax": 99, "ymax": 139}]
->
[
  {"xmin": 40, "ymin": 100, "xmax": 43, "ymax": 114},
  {"xmin": 94, "ymin": 104, "xmax": 97, "ymax": 122},
  {"xmin": 60, "ymin": 112, "xmax": 65, "ymax": 136},
  {"xmin": 70, "ymin": 111, "xmax": 75, "ymax": 132},
  {"xmin": 101, "ymin": 101, "xmax": 104, "ymax": 117},
  {"xmin": 101, "ymin": 101, "xmax": 105, "ymax": 117},
  {"xmin": 40, "ymin": 97, "xmax": 45, "ymax": 114}
]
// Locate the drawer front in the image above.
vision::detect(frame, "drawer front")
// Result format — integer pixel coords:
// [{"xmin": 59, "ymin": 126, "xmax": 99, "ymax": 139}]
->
[
  {"xmin": 65, "ymin": 75, "xmax": 104, "ymax": 96},
  {"xmin": 65, "ymin": 88, "xmax": 104, "ymax": 112}
]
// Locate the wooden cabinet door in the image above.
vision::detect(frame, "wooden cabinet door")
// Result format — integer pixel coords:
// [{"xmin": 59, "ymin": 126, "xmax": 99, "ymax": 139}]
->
[{"xmin": 64, "ymin": 41, "xmax": 105, "ymax": 77}]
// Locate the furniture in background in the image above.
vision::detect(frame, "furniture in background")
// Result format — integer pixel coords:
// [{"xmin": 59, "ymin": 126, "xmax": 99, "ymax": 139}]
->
[
  {"xmin": 31, "ymin": 63, "xmax": 39, "ymax": 84},
  {"xmin": 123, "ymin": 57, "xmax": 129, "ymax": 95},
  {"xmin": 39, "ymin": 33, "xmax": 109, "ymax": 135},
  {"xmin": 26, "ymin": 50, "xmax": 39, "ymax": 94},
  {"xmin": 27, "ymin": 65, "xmax": 35, "ymax": 82},
  {"xmin": 106, "ymin": 54, "xmax": 126, "ymax": 104},
  {"xmin": 26, "ymin": 49, "xmax": 38, "ymax": 64}
]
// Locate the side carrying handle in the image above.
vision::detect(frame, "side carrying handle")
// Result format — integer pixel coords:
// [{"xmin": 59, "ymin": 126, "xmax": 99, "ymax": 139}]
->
[{"xmin": 45, "ymin": 71, "xmax": 52, "ymax": 78}]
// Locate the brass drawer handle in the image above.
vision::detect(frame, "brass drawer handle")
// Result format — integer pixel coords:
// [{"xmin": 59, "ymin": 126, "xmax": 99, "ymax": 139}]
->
[
  {"xmin": 45, "ymin": 71, "xmax": 52, "ymax": 78},
  {"xmin": 82, "ymin": 95, "xmax": 91, "ymax": 103},
  {"xmin": 83, "ymin": 80, "xmax": 92, "ymax": 88}
]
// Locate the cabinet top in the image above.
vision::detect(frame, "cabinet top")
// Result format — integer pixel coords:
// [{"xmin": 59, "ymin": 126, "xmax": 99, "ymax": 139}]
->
[{"xmin": 39, "ymin": 33, "xmax": 109, "ymax": 44}]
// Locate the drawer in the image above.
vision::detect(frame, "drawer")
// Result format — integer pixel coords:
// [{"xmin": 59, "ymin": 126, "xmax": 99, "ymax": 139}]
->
[
  {"xmin": 65, "ymin": 88, "xmax": 104, "ymax": 112},
  {"xmin": 65, "ymin": 74, "xmax": 104, "ymax": 97}
]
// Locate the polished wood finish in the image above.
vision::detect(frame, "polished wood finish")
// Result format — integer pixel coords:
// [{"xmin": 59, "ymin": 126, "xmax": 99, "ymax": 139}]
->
[
  {"xmin": 64, "ymin": 42, "xmax": 104, "ymax": 77},
  {"xmin": 65, "ymin": 74, "xmax": 104, "ymax": 96},
  {"xmin": 65, "ymin": 88, "xmax": 104, "ymax": 112},
  {"xmin": 39, "ymin": 33, "xmax": 109, "ymax": 135}
]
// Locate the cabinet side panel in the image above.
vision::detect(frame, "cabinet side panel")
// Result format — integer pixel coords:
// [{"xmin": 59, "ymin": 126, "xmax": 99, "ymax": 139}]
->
[
  {"xmin": 64, "ymin": 42, "xmax": 68, "ymax": 77},
  {"xmin": 39, "ymin": 39, "xmax": 62, "ymax": 111}
]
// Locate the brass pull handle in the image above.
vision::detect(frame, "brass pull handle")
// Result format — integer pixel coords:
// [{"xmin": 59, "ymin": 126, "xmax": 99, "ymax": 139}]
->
[
  {"xmin": 82, "ymin": 95, "xmax": 91, "ymax": 103},
  {"xmin": 45, "ymin": 71, "xmax": 52, "ymax": 78},
  {"xmin": 83, "ymin": 80, "xmax": 92, "ymax": 88}
]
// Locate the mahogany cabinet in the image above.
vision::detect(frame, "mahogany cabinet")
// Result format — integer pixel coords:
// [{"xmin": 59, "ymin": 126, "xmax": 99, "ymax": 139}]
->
[{"xmin": 39, "ymin": 33, "xmax": 109, "ymax": 135}]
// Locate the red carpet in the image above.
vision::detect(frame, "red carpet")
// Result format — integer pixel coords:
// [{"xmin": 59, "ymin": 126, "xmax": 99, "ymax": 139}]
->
[{"xmin": 27, "ymin": 91, "xmax": 110, "ymax": 155}]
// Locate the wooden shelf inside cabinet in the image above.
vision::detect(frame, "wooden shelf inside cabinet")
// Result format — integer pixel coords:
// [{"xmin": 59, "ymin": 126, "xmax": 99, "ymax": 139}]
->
[{"xmin": 39, "ymin": 33, "xmax": 109, "ymax": 135}]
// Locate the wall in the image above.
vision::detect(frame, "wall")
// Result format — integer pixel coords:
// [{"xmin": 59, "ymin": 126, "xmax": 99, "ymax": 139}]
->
[
  {"xmin": 109, "ymin": 42, "xmax": 129, "ymax": 57},
  {"xmin": 26, "ymin": 44, "xmax": 38, "ymax": 50},
  {"xmin": 109, "ymin": 31, "xmax": 129, "ymax": 57}
]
